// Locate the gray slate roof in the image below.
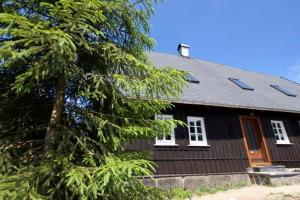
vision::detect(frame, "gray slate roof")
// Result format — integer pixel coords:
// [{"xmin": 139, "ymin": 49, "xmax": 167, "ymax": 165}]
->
[{"xmin": 149, "ymin": 52, "xmax": 300, "ymax": 114}]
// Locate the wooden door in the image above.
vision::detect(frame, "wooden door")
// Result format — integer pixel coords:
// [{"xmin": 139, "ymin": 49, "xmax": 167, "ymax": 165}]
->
[{"xmin": 239, "ymin": 116, "xmax": 271, "ymax": 167}]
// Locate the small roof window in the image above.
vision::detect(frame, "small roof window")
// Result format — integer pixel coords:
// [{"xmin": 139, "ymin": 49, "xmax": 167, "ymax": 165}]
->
[
  {"xmin": 185, "ymin": 73, "xmax": 199, "ymax": 83},
  {"xmin": 270, "ymin": 85, "xmax": 296, "ymax": 97},
  {"xmin": 280, "ymin": 77, "xmax": 300, "ymax": 85},
  {"xmin": 229, "ymin": 78, "xmax": 254, "ymax": 90}
]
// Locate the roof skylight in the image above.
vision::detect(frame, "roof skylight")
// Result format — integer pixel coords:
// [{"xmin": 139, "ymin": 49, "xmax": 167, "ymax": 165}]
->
[
  {"xmin": 270, "ymin": 85, "xmax": 296, "ymax": 97},
  {"xmin": 185, "ymin": 73, "xmax": 200, "ymax": 83},
  {"xmin": 280, "ymin": 77, "xmax": 300, "ymax": 85},
  {"xmin": 229, "ymin": 78, "xmax": 254, "ymax": 90}
]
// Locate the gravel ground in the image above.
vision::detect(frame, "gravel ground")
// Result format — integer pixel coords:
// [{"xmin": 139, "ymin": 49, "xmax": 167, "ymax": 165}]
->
[{"xmin": 192, "ymin": 184, "xmax": 300, "ymax": 200}]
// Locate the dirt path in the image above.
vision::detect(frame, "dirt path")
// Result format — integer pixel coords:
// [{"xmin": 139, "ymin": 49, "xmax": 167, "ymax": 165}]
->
[{"xmin": 192, "ymin": 184, "xmax": 300, "ymax": 200}]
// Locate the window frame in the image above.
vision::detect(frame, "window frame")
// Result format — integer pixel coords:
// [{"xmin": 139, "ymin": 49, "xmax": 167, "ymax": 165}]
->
[
  {"xmin": 155, "ymin": 114, "xmax": 176, "ymax": 146},
  {"xmin": 228, "ymin": 78, "xmax": 254, "ymax": 90},
  {"xmin": 185, "ymin": 73, "xmax": 200, "ymax": 84},
  {"xmin": 187, "ymin": 116, "xmax": 209, "ymax": 146},
  {"xmin": 270, "ymin": 120, "xmax": 291, "ymax": 144},
  {"xmin": 270, "ymin": 85, "xmax": 296, "ymax": 97}
]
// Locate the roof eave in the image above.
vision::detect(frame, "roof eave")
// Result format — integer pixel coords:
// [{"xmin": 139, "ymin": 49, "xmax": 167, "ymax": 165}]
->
[{"xmin": 171, "ymin": 99, "xmax": 300, "ymax": 114}]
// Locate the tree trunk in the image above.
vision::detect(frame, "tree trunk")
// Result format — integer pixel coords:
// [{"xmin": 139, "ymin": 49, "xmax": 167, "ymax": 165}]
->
[{"xmin": 45, "ymin": 74, "xmax": 67, "ymax": 151}]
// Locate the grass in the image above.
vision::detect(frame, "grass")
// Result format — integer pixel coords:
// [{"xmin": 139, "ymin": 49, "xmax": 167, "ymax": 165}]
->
[
  {"xmin": 153, "ymin": 181, "xmax": 249, "ymax": 199},
  {"xmin": 165, "ymin": 181, "xmax": 249, "ymax": 199},
  {"xmin": 164, "ymin": 188, "xmax": 192, "ymax": 200},
  {"xmin": 195, "ymin": 181, "xmax": 248, "ymax": 196}
]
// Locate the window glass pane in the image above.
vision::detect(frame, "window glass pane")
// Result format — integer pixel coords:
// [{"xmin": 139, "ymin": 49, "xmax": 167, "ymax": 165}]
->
[
  {"xmin": 277, "ymin": 122, "xmax": 281, "ymax": 128},
  {"xmin": 189, "ymin": 121, "xmax": 195, "ymax": 126},
  {"xmin": 280, "ymin": 136, "xmax": 284, "ymax": 140},
  {"xmin": 158, "ymin": 134, "xmax": 164, "ymax": 140},
  {"xmin": 273, "ymin": 129, "xmax": 278, "ymax": 134},
  {"xmin": 196, "ymin": 127, "xmax": 202, "ymax": 133},
  {"xmin": 198, "ymin": 134, "xmax": 203, "ymax": 141},
  {"xmin": 190, "ymin": 127, "xmax": 195, "ymax": 133},
  {"xmin": 165, "ymin": 134, "xmax": 171, "ymax": 140},
  {"xmin": 191, "ymin": 134, "xmax": 196, "ymax": 141},
  {"xmin": 275, "ymin": 135, "xmax": 280, "ymax": 140},
  {"xmin": 278, "ymin": 129, "xmax": 283, "ymax": 134},
  {"xmin": 196, "ymin": 120, "xmax": 201, "ymax": 126}
]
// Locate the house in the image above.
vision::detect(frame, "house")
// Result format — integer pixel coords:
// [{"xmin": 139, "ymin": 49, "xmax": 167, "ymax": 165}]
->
[{"xmin": 130, "ymin": 44, "xmax": 300, "ymax": 177}]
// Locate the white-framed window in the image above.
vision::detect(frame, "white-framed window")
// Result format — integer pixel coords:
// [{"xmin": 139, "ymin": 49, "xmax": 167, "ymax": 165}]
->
[
  {"xmin": 187, "ymin": 116, "xmax": 209, "ymax": 146},
  {"xmin": 271, "ymin": 120, "xmax": 290, "ymax": 144},
  {"xmin": 155, "ymin": 114, "xmax": 176, "ymax": 146}
]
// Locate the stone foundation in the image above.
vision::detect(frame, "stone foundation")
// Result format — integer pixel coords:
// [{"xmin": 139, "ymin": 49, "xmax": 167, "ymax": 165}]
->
[
  {"xmin": 141, "ymin": 174, "xmax": 250, "ymax": 190},
  {"xmin": 249, "ymin": 173, "xmax": 300, "ymax": 186}
]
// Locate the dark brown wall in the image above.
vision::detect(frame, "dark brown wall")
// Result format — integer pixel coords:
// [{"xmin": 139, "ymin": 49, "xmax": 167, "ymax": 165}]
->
[
  {"xmin": 127, "ymin": 104, "xmax": 300, "ymax": 175},
  {"xmin": 259, "ymin": 113, "xmax": 300, "ymax": 168}
]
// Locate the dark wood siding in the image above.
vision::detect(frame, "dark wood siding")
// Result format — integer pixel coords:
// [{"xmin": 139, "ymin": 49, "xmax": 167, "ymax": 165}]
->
[
  {"xmin": 259, "ymin": 113, "xmax": 300, "ymax": 168},
  {"xmin": 127, "ymin": 104, "xmax": 300, "ymax": 175}
]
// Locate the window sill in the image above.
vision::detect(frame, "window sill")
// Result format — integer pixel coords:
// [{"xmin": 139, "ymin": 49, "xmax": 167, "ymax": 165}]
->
[
  {"xmin": 275, "ymin": 142, "xmax": 293, "ymax": 145},
  {"xmin": 188, "ymin": 144, "xmax": 210, "ymax": 147},
  {"xmin": 154, "ymin": 144, "xmax": 179, "ymax": 147}
]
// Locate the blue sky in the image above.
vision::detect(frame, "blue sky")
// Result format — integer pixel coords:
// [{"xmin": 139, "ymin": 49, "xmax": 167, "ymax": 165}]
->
[{"xmin": 150, "ymin": 0, "xmax": 300, "ymax": 83}]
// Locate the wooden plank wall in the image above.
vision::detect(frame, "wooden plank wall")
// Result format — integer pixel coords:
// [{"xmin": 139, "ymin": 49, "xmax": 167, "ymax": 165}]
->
[
  {"xmin": 127, "ymin": 104, "xmax": 300, "ymax": 175},
  {"xmin": 152, "ymin": 104, "xmax": 248, "ymax": 175},
  {"xmin": 259, "ymin": 112, "xmax": 300, "ymax": 168}
]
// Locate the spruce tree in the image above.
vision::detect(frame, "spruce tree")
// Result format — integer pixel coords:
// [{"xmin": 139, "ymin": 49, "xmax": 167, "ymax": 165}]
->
[{"xmin": 0, "ymin": 0, "xmax": 186, "ymax": 199}]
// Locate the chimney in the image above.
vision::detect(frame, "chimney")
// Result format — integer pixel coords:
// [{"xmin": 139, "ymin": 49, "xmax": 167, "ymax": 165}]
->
[{"xmin": 177, "ymin": 43, "xmax": 190, "ymax": 57}]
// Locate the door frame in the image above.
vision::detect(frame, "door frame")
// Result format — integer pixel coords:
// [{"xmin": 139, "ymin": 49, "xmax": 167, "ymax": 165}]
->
[{"xmin": 239, "ymin": 116, "xmax": 271, "ymax": 167}]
